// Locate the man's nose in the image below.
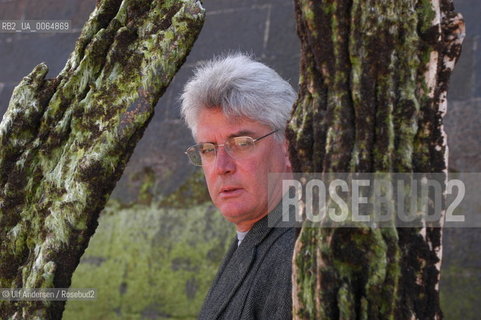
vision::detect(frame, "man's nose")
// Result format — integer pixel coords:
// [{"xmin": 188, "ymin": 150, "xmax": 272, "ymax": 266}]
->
[{"xmin": 215, "ymin": 146, "xmax": 235, "ymax": 175}]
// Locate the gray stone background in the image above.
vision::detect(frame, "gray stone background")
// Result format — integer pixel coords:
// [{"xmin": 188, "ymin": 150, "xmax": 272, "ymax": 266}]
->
[{"xmin": 0, "ymin": 0, "xmax": 479, "ymax": 319}]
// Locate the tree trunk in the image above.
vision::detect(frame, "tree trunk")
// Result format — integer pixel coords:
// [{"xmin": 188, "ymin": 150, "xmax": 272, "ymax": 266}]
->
[
  {"xmin": 0, "ymin": 0, "xmax": 204, "ymax": 319},
  {"xmin": 287, "ymin": 0, "xmax": 464, "ymax": 319}
]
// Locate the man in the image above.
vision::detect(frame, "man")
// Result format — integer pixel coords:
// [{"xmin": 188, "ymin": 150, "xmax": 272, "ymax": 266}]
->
[{"xmin": 181, "ymin": 53, "xmax": 297, "ymax": 319}]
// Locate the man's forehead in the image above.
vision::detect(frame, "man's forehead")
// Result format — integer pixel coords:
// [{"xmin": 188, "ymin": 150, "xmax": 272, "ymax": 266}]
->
[
  {"xmin": 194, "ymin": 110, "xmax": 268, "ymax": 141},
  {"xmin": 195, "ymin": 126, "xmax": 261, "ymax": 142}
]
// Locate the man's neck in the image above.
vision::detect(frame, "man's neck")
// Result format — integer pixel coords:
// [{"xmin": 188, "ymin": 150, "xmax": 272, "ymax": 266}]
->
[
  {"xmin": 234, "ymin": 189, "xmax": 289, "ymax": 231},
  {"xmin": 236, "ymin": 210, "xmax": 270, "ymax": 231}
]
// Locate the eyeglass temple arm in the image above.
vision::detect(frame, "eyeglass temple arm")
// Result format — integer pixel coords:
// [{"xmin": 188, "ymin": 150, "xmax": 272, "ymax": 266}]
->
[{"xmin": 253, "ymin": 129, "xmax": 279, "ymax": 142}]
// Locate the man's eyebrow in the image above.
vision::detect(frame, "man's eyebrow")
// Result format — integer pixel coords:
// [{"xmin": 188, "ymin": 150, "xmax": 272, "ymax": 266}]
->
[
  {"xmin": 197, "ymin": 130, "xmax": 257, "ymax": 144},
  {"xmin": 227, "ymin": 130, "xmax": 256, "ymax": 138}
]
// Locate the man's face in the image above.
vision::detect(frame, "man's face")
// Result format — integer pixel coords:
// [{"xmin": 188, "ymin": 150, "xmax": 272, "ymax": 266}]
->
[{"xmin": 195, "ymin": 108, "xmax": 292, "ymax": 231}]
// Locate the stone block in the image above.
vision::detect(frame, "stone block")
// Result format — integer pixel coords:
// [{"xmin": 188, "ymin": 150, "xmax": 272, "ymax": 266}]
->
[
  {"xmin": 191, "ymin": 5, "xmax": 267, "ymax": 61},
  {"xmin": 445, "ymin": 98, "xmax": 481, "ymax": 171},
  {"xmin": 0, "ymin": 33, "xmax": 80, "ymax": 82},
  {"xmin": 449, "ymin": 37, "xmax": 475, "ymax": 101}
]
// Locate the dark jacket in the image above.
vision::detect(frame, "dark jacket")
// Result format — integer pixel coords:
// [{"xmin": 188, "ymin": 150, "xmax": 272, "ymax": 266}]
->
[{"xmin": 198, "ymin": 203, "xmax": 297, "ymax": 320}]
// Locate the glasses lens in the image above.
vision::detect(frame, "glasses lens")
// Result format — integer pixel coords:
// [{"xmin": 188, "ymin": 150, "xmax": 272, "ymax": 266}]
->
[
  {"xmin": 186, "ymin": 143, "xmax": 217, "ymax": 166},
  {"xmin": 225, "ymin": 137, "xmax": 255, "ymax": 158},
  {"xmin": 199, "ymin": 143, "xmax": 216, "ymax": 157},
  {"xmin": 186, "ymin": 146, "xmax": 202, "ymax": 166}
]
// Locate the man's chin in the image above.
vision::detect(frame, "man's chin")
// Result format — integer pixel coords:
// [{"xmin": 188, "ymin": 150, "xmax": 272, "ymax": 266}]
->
[
  {"xmin": 219, "ymin": 207, "xmax": 246, "ymax": 221},
  {"xmin": 217, "ymin": 202, "xmax": 250, "ymax": 221},
  {"xmin": 217, "ymin": 201, "xmax": 268, "ymax": 226}
]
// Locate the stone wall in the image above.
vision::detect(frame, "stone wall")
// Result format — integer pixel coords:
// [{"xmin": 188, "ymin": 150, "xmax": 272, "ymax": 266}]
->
[
  {"xmin": 439, "ymin": 1, "xmax": 481, "ymax": 318},
  {"xmin": 63, "ymin": 201, "xmax": 233, "ymax": 320},
  {"xmin": 0, "ymin": 0, "xmax": 479, "ymax": 319}
]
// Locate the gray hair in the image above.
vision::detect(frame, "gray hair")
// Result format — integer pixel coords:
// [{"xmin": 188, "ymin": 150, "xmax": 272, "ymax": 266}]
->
[{"xmin": 180, "ymin": 53, "xmax": 296, "ymax": 139}]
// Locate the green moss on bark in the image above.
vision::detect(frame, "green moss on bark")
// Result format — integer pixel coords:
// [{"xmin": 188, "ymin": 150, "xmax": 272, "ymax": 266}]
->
[
  {"xmin": 0, "ymin": 0, "xmax": 205, "ymax": 319},
  {"xmin": 289, "ymin": 0, "xmax": 464, "ymax": 319}
]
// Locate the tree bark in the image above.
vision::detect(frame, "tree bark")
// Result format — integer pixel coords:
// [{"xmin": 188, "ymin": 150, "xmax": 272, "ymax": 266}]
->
[
  {"xmin": 0, "ymin": 0, "xmax": 204, "ymax": 319},
  {"xmin": 287, "ymin": 0, "xmax": 464, "ymax": 319}
]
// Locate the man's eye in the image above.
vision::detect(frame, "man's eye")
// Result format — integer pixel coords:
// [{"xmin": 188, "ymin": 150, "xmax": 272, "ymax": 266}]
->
[
  {"xmin": 234, "ymin": 138, "xmax": 251, "ymax": 148},
  {"xmin": 200, "ymin": 145, "xmax": 215, "ymax": 155},
  {"xmin": 236, "ymin": 141, "xmax": 249, "ymax": 147}
]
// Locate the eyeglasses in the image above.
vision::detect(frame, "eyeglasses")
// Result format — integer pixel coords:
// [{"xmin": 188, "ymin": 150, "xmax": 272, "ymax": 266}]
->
[{"xmin": 185, "ymin": 129, "xmax": 278, "ymax": 166}]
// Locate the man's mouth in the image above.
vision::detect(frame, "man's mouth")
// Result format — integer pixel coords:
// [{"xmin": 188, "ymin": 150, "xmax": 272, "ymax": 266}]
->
[{"xmin": 219, "ymin": 187, "xmax": 243, "ymax": 197}]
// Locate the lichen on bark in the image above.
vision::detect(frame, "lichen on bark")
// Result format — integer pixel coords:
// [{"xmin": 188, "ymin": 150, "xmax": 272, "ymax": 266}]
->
[
  {"xmin": 0, "ymin": 0, "xmax": 205, "ymax": 319},
  {"xmin": 288, "ymin": 0, "xmax": 464, "ymax": 319}
]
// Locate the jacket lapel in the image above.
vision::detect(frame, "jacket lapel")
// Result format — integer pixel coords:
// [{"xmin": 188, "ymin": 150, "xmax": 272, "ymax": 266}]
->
[{"xmin": 209, "ymin": 241, "xmax": 257, "ymax": 319}]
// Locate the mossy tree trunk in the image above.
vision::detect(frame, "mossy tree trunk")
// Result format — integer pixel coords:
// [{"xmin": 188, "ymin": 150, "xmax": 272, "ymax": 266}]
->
[
  {"xmin": 287, "ymin": 0, "xmax": 464, "ymax": 319},
  {"xmin": 0, "ymin": 0, "xmax": 204, "ymax": 319}
]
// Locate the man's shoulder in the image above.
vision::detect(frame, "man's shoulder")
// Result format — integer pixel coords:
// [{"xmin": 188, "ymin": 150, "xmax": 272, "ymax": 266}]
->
[
  {"xmin": 240, "ymin": 227, "xmax": 295, "ymax": 319},
  {"xmin": 268, "ymin": 227, "xmax": 297, "ymax": 249},
  {"xmin": 257, "ymin": 227, "xmax": 297, "ymax": 263}
]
